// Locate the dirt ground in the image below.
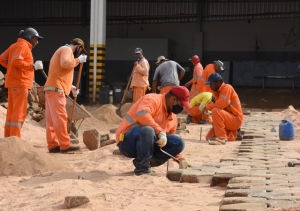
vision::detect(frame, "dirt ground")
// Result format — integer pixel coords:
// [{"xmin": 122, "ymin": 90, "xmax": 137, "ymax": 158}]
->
[{"xmin": 0, "ymin": 87, "xmax": 299, "ymax": 211}]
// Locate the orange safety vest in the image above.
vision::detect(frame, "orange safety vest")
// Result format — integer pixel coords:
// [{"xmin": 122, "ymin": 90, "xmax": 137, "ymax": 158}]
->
[
  {"xmin": 115, "ymin": 94, "xmax": 177, "ymax": 144},
  {"xmin": 196, "ymin": 64, "xmax": 215, "ymax": 93},
  {"xmin": 0, "ymin": 38, "xmax": 34, "ymax": 89}
]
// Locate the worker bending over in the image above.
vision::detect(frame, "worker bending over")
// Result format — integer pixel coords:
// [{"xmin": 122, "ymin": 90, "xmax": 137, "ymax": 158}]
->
[{"xmin": 202, "ymin": 73, "xmax": 244, "ymax": 145}]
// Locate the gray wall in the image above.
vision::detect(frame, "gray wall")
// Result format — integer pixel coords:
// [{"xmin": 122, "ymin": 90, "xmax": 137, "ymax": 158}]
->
[{"xmin": 0, "ymin": 17, "xmax": 299, "ymax": 92}]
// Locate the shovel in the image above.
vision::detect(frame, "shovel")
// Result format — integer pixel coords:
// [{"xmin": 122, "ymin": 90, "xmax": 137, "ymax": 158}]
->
[{"xmin": 116, "ymin": 66, "xmax": 135, "ymax": 117}]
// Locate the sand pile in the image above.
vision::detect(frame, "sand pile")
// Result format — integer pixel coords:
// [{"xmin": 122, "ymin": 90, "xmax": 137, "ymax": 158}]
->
[
  {"xmin": 90, "ymin": 104, "xmax": 122, "ymax": 124},
  {"xmin": 0, "ymin": 136, "xmax": 71, "ymax": 176},
  {"xmin": 281, "ymin": 105, "xmax": 300, "ymax": 135}
]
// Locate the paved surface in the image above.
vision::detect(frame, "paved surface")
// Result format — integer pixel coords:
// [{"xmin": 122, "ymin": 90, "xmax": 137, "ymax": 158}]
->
[{"xmin": 167, "ymin": 111, "xmax": 300, "ymax": 211}]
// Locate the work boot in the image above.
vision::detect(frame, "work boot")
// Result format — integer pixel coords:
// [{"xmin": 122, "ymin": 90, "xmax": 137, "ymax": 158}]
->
[
  {"xmin": 186, "ymin": 114, "xmax": 192, "ymax": 124},
  {"xmin": 237, "ymin": 128, "xmax": 243, "ymax": 140},
  {"xmin": 49, "ymin": 146, "xmax": 60, "ymax": 153},
  {"xmin": 208, "ymin": 137, "xmax": 227, "ymax": 145},
  {"xmin": 60, "ymin": 145, "xmax": 80, "ymax": 153},
  {"xmin": 178, "ymin": 158, "xmax": 192, "ymax": 169},
  {"xmin": 134, "ymin": 168, "xmax": 153, "ymax": 176}
]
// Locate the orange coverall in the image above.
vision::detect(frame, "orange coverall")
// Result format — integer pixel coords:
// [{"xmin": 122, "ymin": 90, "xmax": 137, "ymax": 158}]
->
[
  {"xmin": 130, "ymin": 57, "xmax": 150, "ymax": 103},
  {"xmin": 186, "ymin": 63, "xmax": 203, "ymax": 101},
  {"xmin": 205, "ymin": 83, "xmax": 244, "ymax": 141},
  {"xmin": 196, "ymin": 64, "xmax": 215, "ymax": 93},
  {"xmin": 0, "ymin": 38, "xmax": 34, "ymax": 138},
  {"xmin": 44, "ymin": 45, "xmax": 80, "ymax": 151}
]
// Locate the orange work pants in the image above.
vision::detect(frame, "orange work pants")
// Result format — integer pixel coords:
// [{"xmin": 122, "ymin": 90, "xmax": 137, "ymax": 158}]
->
[
  {"xmin": 205, "ymin": 108, "xmax": 243, "ymax": 141},
  {"xmin": 45, "ymin": 91, "xmax": 73, "ymax": 151},
  {"xmin": 160, "ymin": 86, "xmax": 174, "ymax": 94},
  {"xmin": 4, "ymin": 87, "xmax": 28, "ymax": 138},
  {"xmin": 132, "ymin": 86, "xmax": 147, "ymax": 103},
  {"xmin": 187, "ymin": 106, "xmax": 212, "ymax": 124}
]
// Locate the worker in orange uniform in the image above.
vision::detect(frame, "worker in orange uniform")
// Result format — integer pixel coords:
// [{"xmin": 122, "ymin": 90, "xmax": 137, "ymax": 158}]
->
[
  {"xmin": 185, "ymin": 55, "xmax": 203, "ymax": 101},
  {"xmin": 196, "ymin": 60, "xmax": 224, "ymax": 93},
  {"xmin": 44, "ymin": 38, "xmax": 87, "ymax": 153},
  {"xmin": 202, "ymin": 73, "xmax": 244, "ymax": 145},
  {"xmin": 186, "ymin": 92, "xmax": 214, "ymax": 124},
  {"xmin": 0, "ymin": 27, "xmax": 43, "ymax": 138},
  {"xmin": 152, "ymin": 56, "xmax": 185, "ymax": 94},
  {"xmin": 115, "ymin": 86, "xmax": 191, "ymax": 175},
  {"xmin": 130, "ymin": 48, "xmax": 150, "ymax": 103}
]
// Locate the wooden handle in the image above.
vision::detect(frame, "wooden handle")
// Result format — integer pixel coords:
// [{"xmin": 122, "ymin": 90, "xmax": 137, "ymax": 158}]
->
[{"xmin": 68, "ymin": 62, "xmax": 83, "ymax": 133}]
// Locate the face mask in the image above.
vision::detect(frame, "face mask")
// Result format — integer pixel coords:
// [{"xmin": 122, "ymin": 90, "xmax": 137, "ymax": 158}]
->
[
  {"xmin": 172, "ymin": 104, "xmax": 183, "ymax": 114},
  {"xmin": 137, "ymin": 58, "xmax": 141, "ymax": 62}
]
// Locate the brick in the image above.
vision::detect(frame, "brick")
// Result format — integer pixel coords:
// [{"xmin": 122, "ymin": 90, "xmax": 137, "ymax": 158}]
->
[
  {"xmin": 180, "ymin": 169, "xmax": 214, "ymax": 183},
  {"xmin": 221, "ymin": 197, "xmax": 267, "ymax": 205},
  {"xmin": 219, "ymin": 203, "xmax": 267, "ymax": 211},
  {"xmin": 166, "ymin": 169, "xmax": 184, "ymax": 181},
  {"xmin": 211, "ymin": 173, "xmax": 249, "ymax": 187},
  {"xmin": 83, "ymin": 129, "xmax": 100, "ymax": 150}
]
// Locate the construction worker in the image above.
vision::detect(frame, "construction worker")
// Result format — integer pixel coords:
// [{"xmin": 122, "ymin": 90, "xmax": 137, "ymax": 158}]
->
[
  {"xmin": 202, "ymin": 73, "xmax": 244, "ymax": 145},
  {"xmin": 0, "ymin": 27, "xmax": 43, "ymax": 138},
  {"xmin": 196, "ymin": 60, "xmax": 224, "ymax": 93},
  {"xmin": 130, "ymin": 48, "xmax": 150, "ymax": 103},
  {"xmin": 44, "ymin": 38, "xmax": 87, "ymax": 153},
  {"xmin": 186, "ymin": 92, "xmax": 214, "ymax": 124},
  {"xmin": 185, "ymin": 55, "xmax": 203, "ymax": 101},
  {"xmin": 152, "ymin": 56, "xmax": 185, "ymax": 94},
  {"xmin": 115, "ymin": 86, "xmax": 191, "ymax": 175}
]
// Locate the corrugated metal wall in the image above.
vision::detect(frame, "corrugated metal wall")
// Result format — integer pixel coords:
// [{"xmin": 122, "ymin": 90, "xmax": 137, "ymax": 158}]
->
[{"xmin": 0, "ymin": 0, "xmax": 299, "ymax": 26}]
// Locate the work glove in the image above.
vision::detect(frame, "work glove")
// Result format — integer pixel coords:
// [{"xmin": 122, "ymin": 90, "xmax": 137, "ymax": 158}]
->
[
  {"xmin": 156, "ymin": 131, "xmax": 167, "ymax": 148},
  {"xmin": 78, "ymin": 55, "xmax": 87, "ymax": 63},
  {"xmin": 199, "ymin": 104, "xmax": 205, "ymax": 112},
  {"xmin": 71, "ymin": 85, "xmax": 80, "ymax": 97},
  {"xmin": 178, "ymin": 158, "xmax": 192, "ymax": 169},
  {"xmin": 33, "ymin": 60, "xmax": 43, "ymax": 70}
]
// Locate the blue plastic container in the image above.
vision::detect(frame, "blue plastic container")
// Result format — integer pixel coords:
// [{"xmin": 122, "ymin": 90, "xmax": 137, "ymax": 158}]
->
[{"xmin": 279, "ymin": 119, "xmax": 295, "ymax": 141}]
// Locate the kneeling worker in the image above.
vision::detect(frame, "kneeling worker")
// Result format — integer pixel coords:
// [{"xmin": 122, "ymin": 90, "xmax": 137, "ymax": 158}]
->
[
  {"xmin": 186, "ymin": 92, "xmax": 214, "ymax": 124},
  {"xmin": 115, "ymin": 86, "xmax": 191, "ymax": 175},
  {"xmin": 202, "ymin": 73, "xmax": 244, "ymax": 145}
]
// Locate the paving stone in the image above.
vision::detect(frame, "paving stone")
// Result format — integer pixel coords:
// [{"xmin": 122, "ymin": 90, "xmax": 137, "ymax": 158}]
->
[
  {"xmin": 180, "ymin": 169, "xmax": 214, "ymax": 183},
  {"xmin": 211, "ymin": 173, "xmax": 249, "ymax": 187},
  {"xmin": 267, "ymin": 200, "xmax": 300, "ymax": 209},
  {"xmin": 225, "ymin": 188, "xmax": 267, "ymax": 197},
  {"xmin": 229, "ymin": 177, "xmax": 267, "ymax": 184},
  {"xmin": 83, "ymin": 129, "xmax": 100, "ymax": 150},
  {"xmin": 219, "ymin": 202, "xmax": 267, "ymax": 211},
  {"xmin": 221, "ymin": 197, "xmax": 267, "ymax": 205},
  {"xmin": 227, "ymin": 182, "xmax": 266, "ymax": 189},
  {"xmin": 166, "ymin": 169, "xmax": 184, "ymax": 181}
]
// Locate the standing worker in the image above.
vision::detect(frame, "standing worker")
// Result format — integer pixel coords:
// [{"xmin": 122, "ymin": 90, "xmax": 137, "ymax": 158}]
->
[
  {"xmin": 130, "ymin": 48, "xmax": 150, "ymax": 103},
  {"xmin": 202, "ymin": 73, "xmax": 244, "ymax": 145},
  {"xmin": 185, "ymin": 55, "xmax": 203, "ymax": 101},
  {"xmin": 115, "ymin": 86, "xmax": 191, "ymax": 175},
  {"xmin": 44, "ymin": 38, "xmax": 87, "ymax": 153},
  {"xmin": 0, "ymin": 27, "xmax": 43, "ymax": 138},
  {"xmin": 152, "ymin": 56, "xmax": 185, "ymax": 94},
  {"xmin": 196, "ymin": 60, "xmax": 224, "ymax": 93}
]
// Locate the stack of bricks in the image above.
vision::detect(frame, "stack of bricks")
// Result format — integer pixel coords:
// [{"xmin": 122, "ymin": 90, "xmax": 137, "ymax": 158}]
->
[{"xmin": 83, "ymin": 129, "xmax": 116, "ymax": 150}]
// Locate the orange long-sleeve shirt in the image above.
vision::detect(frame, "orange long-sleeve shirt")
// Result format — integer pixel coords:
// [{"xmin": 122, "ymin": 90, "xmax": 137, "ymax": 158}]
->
[
  {"xmin": 115, "ymin": 93, "xmax": 177, "ymax": 144},
  {"xmin": 187, "ymin": 63, "xmax": 203, "ymax": 85},
  {"xmin": 206, "ymin": 83, "xmax": 243, "ymax": 118},
  {"xmin": 196, "ymin": 64, "xmax": 215, "ymax": 93},
  {"xmin": 130, "ymin": 57, "xmax": 150, "ymax": 88},
  {"xmin": 0, "ymin": 38, "xmax": 34, "ymax": 89},
  {"xmin": 44, "ymin": 46, "xmax": 80, "ymax": 94}
]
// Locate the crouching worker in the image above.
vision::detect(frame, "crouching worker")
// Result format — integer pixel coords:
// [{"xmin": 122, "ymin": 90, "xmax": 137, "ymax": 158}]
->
[
  {"xmin": 115, "ymin": 86, "xmax": 191, "ymax": 175},
  {"xmin": 202, "ymin": 73, "xmax": 244, "ymax": 145},
  {"xmin": 186, "ymin": 92, "xmax": 214, "ymax": 124}
]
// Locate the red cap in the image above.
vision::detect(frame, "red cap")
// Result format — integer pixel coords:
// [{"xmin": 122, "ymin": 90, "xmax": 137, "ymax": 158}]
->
[{"xmin": 170, "ymin": 86, "xmax": 191, "ymax": 109}]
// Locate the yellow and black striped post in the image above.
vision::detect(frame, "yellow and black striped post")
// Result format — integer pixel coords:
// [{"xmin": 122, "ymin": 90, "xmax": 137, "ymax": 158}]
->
[{"xmin": 89, "ymin": 44, "xmax": 106, "ymax": 101}]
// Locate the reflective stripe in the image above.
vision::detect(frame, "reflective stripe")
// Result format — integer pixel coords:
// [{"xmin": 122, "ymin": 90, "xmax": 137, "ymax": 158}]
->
[
  {"xmin": 220, "ymin": 94, "xmax": 230, "ymax": 102},
  {"xmin": 230, "ymin": 102, "xmax": 241, "ymax": 107},
  {"xmin": 136, "ymin": 110, "xmax": 148, "ymax": 117},
  {"xmin": 198, "ymin": 76, "xmax": 205, "ymax": 83},
  {"xmin": 124, "ymin": 114, "xmax": 139, "ymax": 128},
  {"xmin": 193, "ymin": 76, "xmax": 202, "ymax": 79},
  {"xmin": 5, "ymin": 121, "xmax": 22, "ymax": 127},
  {"xmin": 43, "ymin": 86, "xmax": 64, "ymax": 93},
  {"xmin": 12, "ymin": 55, "xmax": 24, "ymax": 59},
  {"xmin": 1, "ymin": 54, "xmax": 7, "ymax": 60}
]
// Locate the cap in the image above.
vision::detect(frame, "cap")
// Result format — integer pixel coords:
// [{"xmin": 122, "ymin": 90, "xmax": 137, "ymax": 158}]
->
[
  {"xmin": 135, "ymin": 48, "xmax": 142, "ymax": 54},
  {"xmin": 170, "ymin": 86, "xmax": 191, "ymax": 109},
  {"xmin": 213, "ymin": 60, "xmax": 224, "ymax": 70},
  {"xmin": 155, "ymin": 56, "xmax": 169, "ymax": 64},
  {"xmin": 70, "ymin": 38, "xmax": 87, "ymax": 54},
  {"xmin": 205, "ymin": 73, "xmax": 223, "ymax": 85}
]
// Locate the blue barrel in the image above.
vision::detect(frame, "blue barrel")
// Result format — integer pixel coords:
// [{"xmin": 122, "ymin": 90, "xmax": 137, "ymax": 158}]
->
[{"xmin": 279, "ymin": 119, "xmax": 295, "ymax": 141}]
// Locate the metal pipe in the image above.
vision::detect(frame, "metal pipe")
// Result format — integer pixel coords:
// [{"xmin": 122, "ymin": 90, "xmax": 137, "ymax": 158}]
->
[{"xmin": 160, "ymin": 148, "xmax": 180, "ymax": 162}]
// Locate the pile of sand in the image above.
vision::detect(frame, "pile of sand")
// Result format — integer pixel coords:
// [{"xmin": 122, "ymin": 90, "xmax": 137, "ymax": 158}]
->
[
  {"xmin": 90, "ymin": 104, "xmax": 122, "ymax": 124},
  {"xmin": 0, "ymin": 136, "xmax": 71, "ymax": 176},
  {"xmin": 281, "ymin": 105, "xmax": 300, "ymax": 135}
]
